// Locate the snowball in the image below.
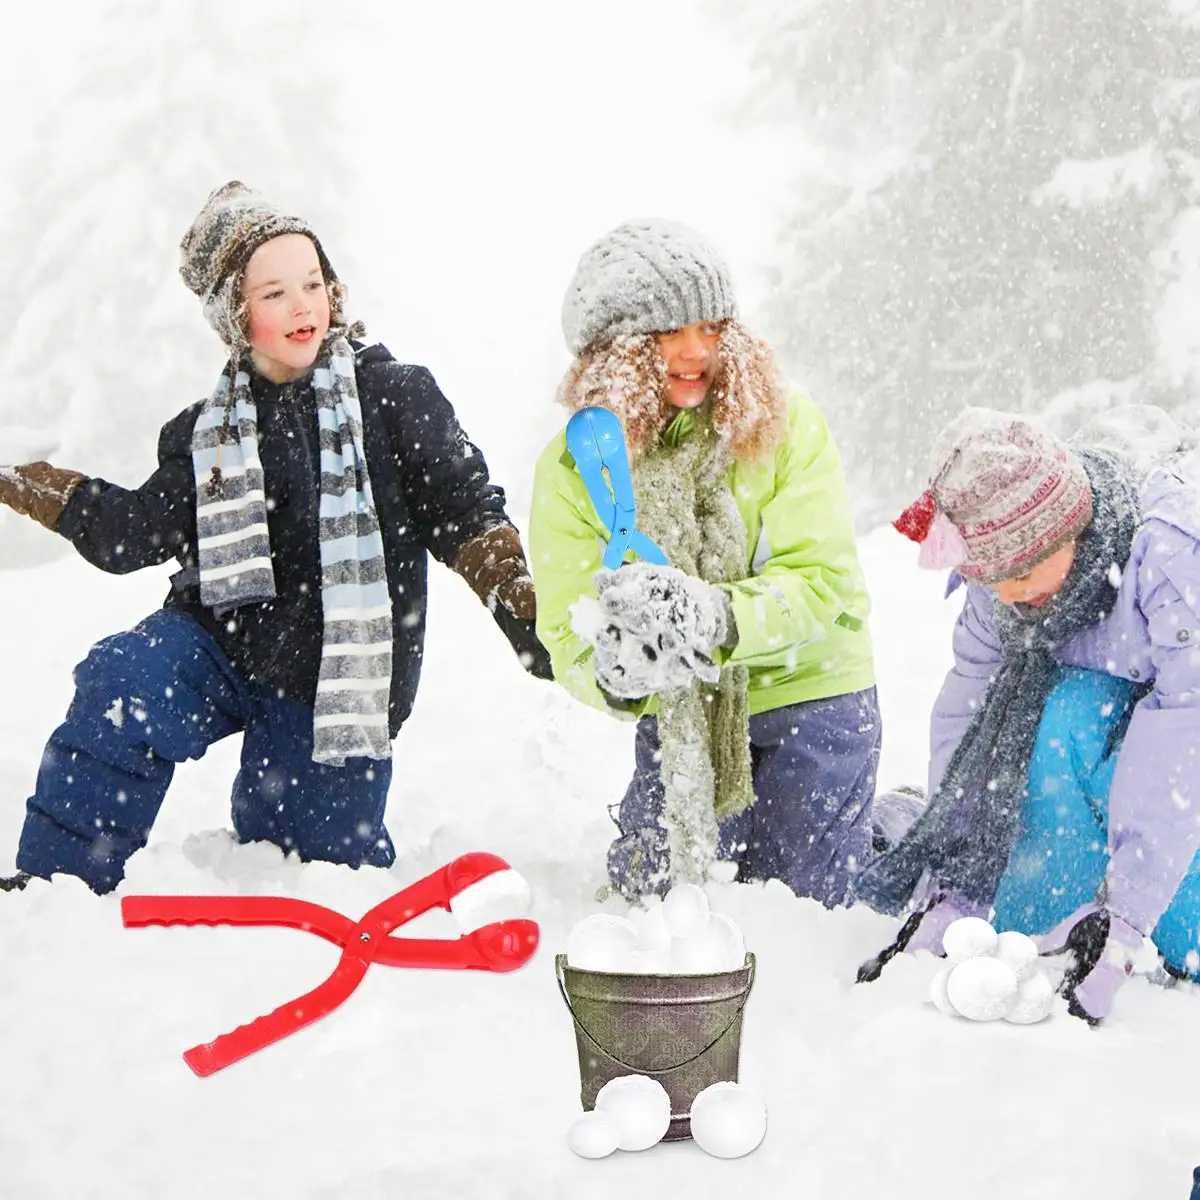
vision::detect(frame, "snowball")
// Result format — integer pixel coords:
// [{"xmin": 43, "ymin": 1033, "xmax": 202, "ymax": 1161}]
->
[
  {"xmin": 929, "ymin": 965, "xmax": 961, "ymax": 1018},
  {"xmin": 1004, "ymin": 970, "xmax": 1056, "ymax": 1025},
  {"xmin": 708, "ymin": 912, "xmax": 747, "ymax": 971},
  {"xmin": 595, "ymin": 1075, "xmax": 672, "ymax": 1151},
  {"xmin": 449, "ymin": 868, "xmax": 531, "ymax": 934},
  {"xmin": 946, "ymin": 956, "xmax": 1019, "ymax": 1021},
  {"xmin": 567, "ymin": 914, "xmax": 640, "ymax": 972},
  {"xmin": 566, "ymin": 1110, "xmax": 620, "ymax": 1159},
  {"xmin": 993, "ymin": 930, "xmax": 1040, "ymax": 982},
  {"xmin": 689, "ymin": 1081, "xmax": 768, "ymax": 1159},
  {"xmin": 942, "ymin": 917, "xmax": 999, "ymax": 963},
  {"xmin": 633, "ymin": 903, "xmax": 673, "ymax": 957},
  {"xmin": 622, "ymin": 947, "xmax": 671, "ymax": 975},
  {"xmin": 670, "ymin": 925, "xmax": 730, "ymax": 975},
  {"xmin": 662, "ymin": 883, "xmax": 710, "ymax": 939}
]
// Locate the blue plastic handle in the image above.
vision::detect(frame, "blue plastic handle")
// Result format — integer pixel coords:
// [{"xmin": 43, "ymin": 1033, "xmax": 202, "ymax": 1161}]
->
[{"xmin": 565, "ymin": 408, "xmax": 668, "ymax": 570}]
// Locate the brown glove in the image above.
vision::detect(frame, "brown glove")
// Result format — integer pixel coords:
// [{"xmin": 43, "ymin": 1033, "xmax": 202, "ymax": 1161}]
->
[
  {"xmin": 0, "ymin": 462, "xmax": 87, "ymax": 531},
  {"xmin": 453, "ymin": 525, "xmax": 536, "ymax": 620}
]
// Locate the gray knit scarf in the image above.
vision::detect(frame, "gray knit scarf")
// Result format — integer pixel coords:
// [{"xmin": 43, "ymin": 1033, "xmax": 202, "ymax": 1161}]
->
[
  {"xmin": 632, "ymin": 407, "xmax": 755, "ymax": 885},
  {"xmin": 191, "ymin": 335, "xmax": 393, "ymax": 766},
  {"xmin": 855, "ymin": 449, "xmax": 1140, "ymax": 916}
]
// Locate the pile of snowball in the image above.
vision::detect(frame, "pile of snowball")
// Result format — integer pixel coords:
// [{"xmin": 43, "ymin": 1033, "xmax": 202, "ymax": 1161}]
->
[
  {"xmin": 567, "ymin": 1075, "xmax": 767, "ymax": 1160},
  {"xmin": 930, "ymin": 917, "xmax": 1058, "ymax": 1024},
  {"xmin": 566, "ymin": 883, "xmax": 745, "ymax": 975}
]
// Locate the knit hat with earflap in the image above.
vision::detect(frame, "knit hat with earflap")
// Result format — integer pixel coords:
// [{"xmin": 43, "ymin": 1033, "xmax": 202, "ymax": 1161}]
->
[
  {"xmin": 179, "ymin": 181, "xmax": 351, "ymax": 351},
  {"xmin": 894, "ymin": 408, "xmax": 1094, "ymax": 584},
  {"xmin": 561, "ymin": 219, "xmax": 738, "ymax": 355}
]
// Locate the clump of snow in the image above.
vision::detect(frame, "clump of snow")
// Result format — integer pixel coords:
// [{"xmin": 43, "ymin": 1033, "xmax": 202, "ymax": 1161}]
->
[
  {"xmin": 566, "ymin": 884, "xmax": 747, "ymax": 975},
  {"xmin": 448, "ymin": 867, "xmax": 531, "ymax": 934},
  {"xmin": 1033, "ymin": 145, "xmax": 1163, "ymax": 208},
  {"xmin": 689, "ymin": 1081, "xmax": 768, "ymax": 1159},
  {"xmin": 662, "ymin": 881, "xmax": 710, "ymax": 938},
  {"xmin": 943, "ymin": 917, "xmax": 998, "ymax": 963},
  {"xmin": 594, "ymin": 1075, "xmax": 672, "ymax": 1152},
  {"xmin": 566, "ymin": 1110, "xmax": 620, "ymax": 1159},
  {"xmin": 993, "ymin": 931, "xmax": 1040, "ymax": 983},
  {"xmin": 1006, "ymin": 972, "xmax": 1058, "ymax": 1026},
  {"xmin": 933, "ymin": 919, "xmax": 1057, "ymax": 1024},
  {"xmin": 946, "ymin": 957, "xmax": 1020, "ymax": 1022},
  {"xmin": 565, "ymin": 913, "xmax": 640, "ymax": 972}
]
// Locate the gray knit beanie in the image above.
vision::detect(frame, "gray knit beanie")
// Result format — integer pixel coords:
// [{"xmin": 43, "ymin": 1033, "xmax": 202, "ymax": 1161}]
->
[
  {"xmin": 562, "ymin": 219, "xmax": 738, "ymax": 355},
  {"xmin": 179, "ymin": 181, "xmax": 346, "ymax": 348}
]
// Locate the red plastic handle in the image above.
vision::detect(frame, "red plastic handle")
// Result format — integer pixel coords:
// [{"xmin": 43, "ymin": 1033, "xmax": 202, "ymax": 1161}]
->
[
  {"xmin": 183, "ymin": 956, "xmax": 369, "ymax": 1077},
  {"xmin": 121, "ymin": 895, "xmax": 355, "ymax": 948},
  {"xmin": 371, "ymin": 918, "xmax": 541, "ymax": 970}
]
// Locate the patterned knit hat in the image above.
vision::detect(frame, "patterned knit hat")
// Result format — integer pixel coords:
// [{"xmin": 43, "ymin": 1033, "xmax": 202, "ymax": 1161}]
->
[
  {"xmin": 179, "ymin": 181, "xmax": 348, "ymax": 350},
  {"xmin": 561, "ymin": 219, "xmax": 738, "ymax": 355},
  {"xmin": 895, "ymin": 408, "xmax": 1094, "ymax": 584}
]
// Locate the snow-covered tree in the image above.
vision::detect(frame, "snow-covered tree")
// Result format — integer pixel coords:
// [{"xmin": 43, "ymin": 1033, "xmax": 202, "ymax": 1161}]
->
[
  {"xmin": 0, "ymin": 0, "xmax": 374, "ymax": 563},
  {"xmin": 725, "ymin": 0, "xmax": 1200, "ymax": 521}
]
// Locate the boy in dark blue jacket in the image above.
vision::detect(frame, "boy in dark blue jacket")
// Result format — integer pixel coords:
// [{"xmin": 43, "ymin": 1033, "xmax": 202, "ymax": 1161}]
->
[{"xmin": 0, "ymin": 181, "xmax": 548, "ymax": 893}]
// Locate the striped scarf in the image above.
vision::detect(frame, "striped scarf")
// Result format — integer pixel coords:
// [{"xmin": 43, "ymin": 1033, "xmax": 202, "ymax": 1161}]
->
[{"xmin": 192, "ymin": 336, "xmax": 393, "ymax": 765}]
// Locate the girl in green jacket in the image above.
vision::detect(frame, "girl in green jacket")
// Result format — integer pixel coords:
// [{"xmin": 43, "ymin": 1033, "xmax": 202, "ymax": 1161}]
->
[{"xmin": 529, "ymin": 219, "xmax": 880, "ymax": 905}]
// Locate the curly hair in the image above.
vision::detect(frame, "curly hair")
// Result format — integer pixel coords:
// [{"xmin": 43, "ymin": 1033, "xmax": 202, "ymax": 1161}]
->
[{"xmin": 556, "ymin": 319, "xmax": 787, "ymax": 463}]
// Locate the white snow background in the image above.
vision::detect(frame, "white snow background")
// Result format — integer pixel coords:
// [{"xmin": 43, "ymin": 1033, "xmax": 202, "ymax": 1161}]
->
[{"xmin": 1, "ymin": 3, "xmax": 1198, "ymax": 1198}]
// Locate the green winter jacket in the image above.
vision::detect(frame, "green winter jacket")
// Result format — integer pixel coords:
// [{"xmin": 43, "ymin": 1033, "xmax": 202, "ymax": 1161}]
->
[{"xmin": 528, "ymin": 394, "xmax": 875, "ymax": 717}]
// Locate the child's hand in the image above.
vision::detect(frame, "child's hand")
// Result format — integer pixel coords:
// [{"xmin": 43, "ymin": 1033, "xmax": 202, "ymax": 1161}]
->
[
  {"xmin": 453, "ymin": 525, "xmax": 537, "ymax": 620},
  {"xmin": 595, "ymin": 563, "xmax": 731, "ymax": 656},
  {"xmin": 572, "ymin": 564, "xmax": 731, "ymax": 699},
  {"xmin": 0, "ymin": 463, "xmax": 86, "ymax": 530}
]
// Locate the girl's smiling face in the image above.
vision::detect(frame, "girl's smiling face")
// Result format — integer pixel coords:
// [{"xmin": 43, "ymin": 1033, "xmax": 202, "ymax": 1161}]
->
[
  {"xmin": 655, "ymin": 321, "xmax": 723, "ymax": 409},
  {"xmin": 241, "ymin": 234, "xmax": 331, "ymax": 383}
]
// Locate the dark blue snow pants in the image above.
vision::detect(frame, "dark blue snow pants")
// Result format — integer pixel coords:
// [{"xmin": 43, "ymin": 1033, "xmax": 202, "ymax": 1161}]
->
[
  {"xmin": 607, "ymin": 688, "xmax": 882, "ymax": 906},
  {"xmin": 16, "ymin": 609, "xmax": 395, "ymax": 893}
]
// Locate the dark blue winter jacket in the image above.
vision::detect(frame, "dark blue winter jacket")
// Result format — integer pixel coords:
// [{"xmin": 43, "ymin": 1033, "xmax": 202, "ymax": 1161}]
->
[{"xmin": 56, "ymin": 343, "xmax": 516, "ymax": 737}]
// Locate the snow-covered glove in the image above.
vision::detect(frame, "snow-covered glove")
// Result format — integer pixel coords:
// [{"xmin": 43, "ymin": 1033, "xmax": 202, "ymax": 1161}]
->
[
  {"xmin": 582, "ymin": 563, "xmax": 732, "ymax": 700},
  {"xmin": 453, "ymin": 525, "xmax": 552, "ymax": 680},
  {"xmin": 1052, "ymin": 907, "xmax": 1142, "ymax": 1025},
  {"xmin": 0, "ymin": 463, "xmax": 86, "ymax": 531}
]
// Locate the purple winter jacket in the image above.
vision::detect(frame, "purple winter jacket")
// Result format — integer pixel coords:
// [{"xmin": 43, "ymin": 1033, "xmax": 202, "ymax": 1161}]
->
[{"xmin": 928, "ymin": 465, "xmax": 1200, "ymax": 935}]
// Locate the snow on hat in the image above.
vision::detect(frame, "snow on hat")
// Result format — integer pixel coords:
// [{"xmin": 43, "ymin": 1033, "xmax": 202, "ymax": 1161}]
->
[
  {"xmin": 561, "ymin": 219, "xmax": 738, "ymax": 356},
  {"xmin": 179, "ymin": 181, "xmax": 345, "ymax": 348},
  {"xmin": 894, "ymin": 408, "xmax": 1093, "ymax": 584}
]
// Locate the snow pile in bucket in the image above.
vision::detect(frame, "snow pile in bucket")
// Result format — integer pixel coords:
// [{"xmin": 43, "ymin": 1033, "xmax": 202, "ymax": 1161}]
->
[
  {"xmin": 929, "ymin": 918, "xmax": 1059, "ymax": 1024},
  {"xmin": 566, "ymin": 883, "xmax": 746, "ymax": 974}
]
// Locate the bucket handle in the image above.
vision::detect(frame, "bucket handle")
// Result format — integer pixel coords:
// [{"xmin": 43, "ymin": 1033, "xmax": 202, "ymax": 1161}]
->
[{"xmin": 554, "ymin": 953, "xmax": 756, "ymax": 1078}]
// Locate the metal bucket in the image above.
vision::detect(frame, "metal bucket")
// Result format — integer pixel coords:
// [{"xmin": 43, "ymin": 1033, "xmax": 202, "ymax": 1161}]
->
[{"xmin": 555, "ymin": 952, "xmax": 756, "ymax": 1141}]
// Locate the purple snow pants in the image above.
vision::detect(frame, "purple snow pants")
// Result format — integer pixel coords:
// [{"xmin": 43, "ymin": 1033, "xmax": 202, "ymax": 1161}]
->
[{"xmin": 607, "ymin": 688, "xmax": 882, "ymax": 906}]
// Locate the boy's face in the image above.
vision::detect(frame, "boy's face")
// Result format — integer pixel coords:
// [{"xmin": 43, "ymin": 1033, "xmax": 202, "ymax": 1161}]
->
[
  {"xmin": 990, "ymin": 540, "xmax": 1078, "ymax": 607},
  {"xmin": 655, "ymin": 321, "xmax": 723, "ymax": 409},
  {"xmin": 241, "ymin": 234, "xmax": 331, "ymax": 383}
]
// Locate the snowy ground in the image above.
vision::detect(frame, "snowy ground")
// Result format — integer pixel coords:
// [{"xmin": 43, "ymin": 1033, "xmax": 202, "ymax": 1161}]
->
[{"xmin": 2, "ymin": 528, "xmax": 1198, "ymax": 1200}]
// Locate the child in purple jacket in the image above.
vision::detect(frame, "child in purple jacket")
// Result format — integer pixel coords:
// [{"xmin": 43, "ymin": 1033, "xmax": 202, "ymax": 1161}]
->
[{"xmin": 857, "ymin": 408, "xmax": 1200, "ymax": 1024}]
